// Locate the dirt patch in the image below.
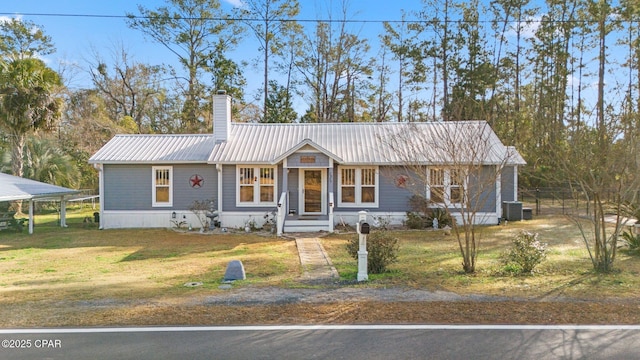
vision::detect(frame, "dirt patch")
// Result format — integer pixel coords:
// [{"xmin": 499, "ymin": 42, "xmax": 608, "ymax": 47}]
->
[{"xmin": 2, "ymin": 285, "xmax": 639, "ymax": 327}]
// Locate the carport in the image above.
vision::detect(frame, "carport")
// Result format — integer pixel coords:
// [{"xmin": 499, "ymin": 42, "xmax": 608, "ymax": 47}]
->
[{"xmin": 0, "ymin": 173, "xmax": 80, "ymax": 234}]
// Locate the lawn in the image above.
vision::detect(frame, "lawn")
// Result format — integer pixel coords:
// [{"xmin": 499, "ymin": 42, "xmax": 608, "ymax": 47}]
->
[
  {"xmin": 0, "ymin": 207, "xmax": 300, "ymax": 305},
  {"xmin": 323, "ymin": 215, "xmax": 640, "ymax": 300},
  {"xmin": 2, "ymin": 208, "xmax": 640, "ymax": 327}
]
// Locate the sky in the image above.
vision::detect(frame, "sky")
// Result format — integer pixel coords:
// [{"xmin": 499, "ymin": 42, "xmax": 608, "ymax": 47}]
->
[{"xmin": 1, "ymin": 0, "xmax": 413, "ymax": 97}]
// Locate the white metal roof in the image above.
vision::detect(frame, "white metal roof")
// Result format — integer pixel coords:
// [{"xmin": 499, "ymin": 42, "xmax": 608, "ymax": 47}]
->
[
  {"xmin": 0, "ymin": 173, "xmax": 79, "ymax": 202},
  {"xmin": 89, "ymin": 122, "xmax": 526, "ymax": 166},
  {"xmin": 89, "ymin": 134, "xmax": 216, "ymax": 164},
  {"xmin": 208, "ymin": 121, "xmax": 526, "ymax": 166}
]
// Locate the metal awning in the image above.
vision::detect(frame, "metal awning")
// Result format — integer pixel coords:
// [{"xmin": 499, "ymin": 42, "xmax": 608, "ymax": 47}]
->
[{"xmin": 0, "ymin": 173, "xmax": 80, "ymax": 234}]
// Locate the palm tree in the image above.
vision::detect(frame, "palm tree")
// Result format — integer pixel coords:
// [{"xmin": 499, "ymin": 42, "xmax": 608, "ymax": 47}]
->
[
  {"xmin": 0, "ymin": 58, "xmax": 63, "ymax": 212},
  {"xmin": 23, "ymin": 135, "xmax": 80, "ymax": 189},
  {"xmin": 0, "ymin": 58, "xmax": 62, "ymax": 179}
]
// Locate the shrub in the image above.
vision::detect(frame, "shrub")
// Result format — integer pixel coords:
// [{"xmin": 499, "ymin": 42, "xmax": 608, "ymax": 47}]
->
[
  {"xmin": 428, "ymin": 208, "xmax": 453, "ymax": 228},
  {"xmin": 346, "ymin": 231, "xmax": 400, "ymax": 274},
  {"xmin": 621, "ymin": 229, "xmax": 640, "ymax": 253},
  {"xmin": 405, "ymin": 211, "xmax": 427, "ymax": 229},
  {"xmin": 502, "ymin": 231, "xmax": 547, "ymax": 274}
]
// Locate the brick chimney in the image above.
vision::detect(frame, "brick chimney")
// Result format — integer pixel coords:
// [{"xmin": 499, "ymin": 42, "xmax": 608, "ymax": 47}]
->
[{"xmin": 213, "ymin": 90, "xmax": 231, "ymax": 143}]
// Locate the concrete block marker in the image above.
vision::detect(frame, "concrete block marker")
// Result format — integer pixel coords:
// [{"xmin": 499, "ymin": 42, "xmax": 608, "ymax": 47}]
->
[{"xmin": 224, "ymin": 260, "xmax": 246, "ymax": 281}]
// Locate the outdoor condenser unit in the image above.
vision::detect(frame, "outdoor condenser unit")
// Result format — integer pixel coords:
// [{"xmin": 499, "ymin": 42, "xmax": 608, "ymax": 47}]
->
[{"xmin": 502, "ymin": 201, "xmax": 523, "ymax": 221}]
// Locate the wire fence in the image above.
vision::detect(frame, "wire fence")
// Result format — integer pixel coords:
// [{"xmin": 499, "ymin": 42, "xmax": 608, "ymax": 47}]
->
[{"xmin": 519, "ymin": 188, "xmax": 640, "ymax": 218}]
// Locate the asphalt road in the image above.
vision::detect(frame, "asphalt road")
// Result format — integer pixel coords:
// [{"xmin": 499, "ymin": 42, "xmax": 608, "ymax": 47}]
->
[{"xmin": 1, "ymin": 325, "xmax": 639, "ymax": 360}]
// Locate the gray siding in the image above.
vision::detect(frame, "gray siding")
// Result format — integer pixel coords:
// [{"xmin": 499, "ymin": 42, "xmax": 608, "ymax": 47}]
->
[
  {"xmin": 501, "ymin": 166, "xmax": 516, "ymax": 202},
  {"xmin": 469, "ymin": 166, "xmax": 497, "ymax": 213},
  {"xmin": 378, "ymin": 167, "xmax": 414, "ymax": 212},
  {"xmin": 103, "ymin": 164, "xmax": 217, "ymax": 211},
  {"xmin": 221, "ymin": 164, "xmax": 283, "ymax": 212},
  {"xmin": 332, "ymin": 165, "xmax": 414, "ymax": 212}
]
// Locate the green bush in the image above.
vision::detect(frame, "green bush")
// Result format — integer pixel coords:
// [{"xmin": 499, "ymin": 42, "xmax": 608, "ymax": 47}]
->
[
  {"xmin": 405, "ymin": 212, "xmax": 427, "ymax": 229},
  {"xmin": 428, "ymin": 208, "xmax": 453, "ymax": 228},
  {"xmin": 346, "ymin": 231, "xmax": 400, "ymax": 274},
  {"xmin": 502, "ymin": 231, "xmax": 547, "ymax": 274},
  {"xmin": 621, "ymin": 229, "xmax": 640, "ymax": 252}
]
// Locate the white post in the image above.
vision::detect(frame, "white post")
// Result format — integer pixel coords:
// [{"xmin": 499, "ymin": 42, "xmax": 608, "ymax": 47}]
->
[
  {"xmin": 357, "ymin": 210, "xmax": 368, "ymax": 282},
  {"xmin": 60, "ymin": 197, "xmax": 67, "ymax": 228},
  {"xmin": 28, "ymin": 200, "xmax": 34, "ymax": 235}
]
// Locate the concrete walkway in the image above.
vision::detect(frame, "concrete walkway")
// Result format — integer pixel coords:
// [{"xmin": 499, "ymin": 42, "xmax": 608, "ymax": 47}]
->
[{"xmin": 295, "ymin": 237, "xmax": 339, "ymax": 283}]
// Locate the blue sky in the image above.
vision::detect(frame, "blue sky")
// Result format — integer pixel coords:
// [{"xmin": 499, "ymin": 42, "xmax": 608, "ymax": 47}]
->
[{"xmin": 1, "ymin": 0, "xmax": 411, "ymax": 93}]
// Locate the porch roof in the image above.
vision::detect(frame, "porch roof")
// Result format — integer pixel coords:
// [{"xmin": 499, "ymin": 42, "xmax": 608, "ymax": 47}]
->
[{"xmin": 208, "ymin": 121, "xmax": 526, "ymax": 166}]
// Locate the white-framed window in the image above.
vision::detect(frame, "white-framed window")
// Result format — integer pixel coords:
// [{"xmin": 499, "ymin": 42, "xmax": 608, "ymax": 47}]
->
[
  {"xmin": 152, "ymin": 166, "xmax": 173, "ymax": 207},
  {"xmin": 237, "ymin": 166, "xmax": 277, "ymax": 206},
  {"xmin": 427, "ymin": 167, "xmax": 466, "ymax": 205},
  {"xmin": 338, "ymin": 166, "xmax": 379, "ymax": 207}
]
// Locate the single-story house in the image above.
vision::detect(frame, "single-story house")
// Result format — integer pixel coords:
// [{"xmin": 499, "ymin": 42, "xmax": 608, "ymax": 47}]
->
[{"xmin": 89, "ymin": 92, "xmax": 525, "ymax": 234}]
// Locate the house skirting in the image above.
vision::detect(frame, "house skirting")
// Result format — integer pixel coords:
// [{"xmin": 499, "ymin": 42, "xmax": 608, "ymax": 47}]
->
[
  {"xmin": 100, "ymin": 210, "xmax": 205, "ymax": 230},
  {"xmin": 100, "ymin": 210, "xmax": 500, "ymax": 230},
  {"xmin": 333, "ymin": 211, "xmax": 500, "ymax": 228}
]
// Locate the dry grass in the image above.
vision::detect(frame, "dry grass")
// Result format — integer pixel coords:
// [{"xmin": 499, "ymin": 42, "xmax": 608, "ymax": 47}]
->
[
  {"xmin": 2, "ymin": 209, "xmax": 640, "ymax": 327},
  {"xmin": 323, "ymin": 215, "xmax": 640, "ymax": 301},
  {"xmin": 0, "ymin": 208, "xmax": 300, "ymax": 306}
]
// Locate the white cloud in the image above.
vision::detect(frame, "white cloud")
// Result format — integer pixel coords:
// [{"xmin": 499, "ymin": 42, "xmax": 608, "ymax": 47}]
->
[
  {"xmin": 506, "ymin": 16, "xmax": 541, "ymax": 39},
  {"xmin": 222, "ymin": 0, "xmax": 245, "ymax": 8},
  {"xmin": 0, "ymin": 15, "xmax": 22, "ymax": 24}
]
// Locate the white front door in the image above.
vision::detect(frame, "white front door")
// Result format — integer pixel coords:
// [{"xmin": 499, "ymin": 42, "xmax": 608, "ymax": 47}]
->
[{"xmin": 300, "ymin": 169, "xmax": 326, "ymax": 215}]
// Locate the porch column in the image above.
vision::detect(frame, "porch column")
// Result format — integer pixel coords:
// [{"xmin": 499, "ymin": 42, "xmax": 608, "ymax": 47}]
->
[
  {"xmin": 282, "ymin": 166, "xmax": 288, "ymax": 209},
  {"xmin": 496, "ymin": 166, "xmax": 502, "ymax": 220}
]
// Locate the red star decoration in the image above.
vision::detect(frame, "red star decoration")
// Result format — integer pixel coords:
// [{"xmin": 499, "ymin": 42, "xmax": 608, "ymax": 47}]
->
[{"xmin": 189, "ymin": 174, "xmax": 203, "ymax": 188}]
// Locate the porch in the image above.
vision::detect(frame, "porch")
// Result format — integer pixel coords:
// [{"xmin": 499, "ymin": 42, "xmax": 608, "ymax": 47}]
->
[{"xmin": 276, "ymin": 192, "xmax": 335, "ymax": 235}]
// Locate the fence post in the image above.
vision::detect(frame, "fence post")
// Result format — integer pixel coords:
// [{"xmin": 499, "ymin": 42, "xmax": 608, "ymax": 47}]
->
[{"xmin": 535, "ymin": 188, "xmax": 540, "ymax": 215}]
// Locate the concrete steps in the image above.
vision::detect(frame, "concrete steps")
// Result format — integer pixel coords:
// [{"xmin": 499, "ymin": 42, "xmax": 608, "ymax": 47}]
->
[{"xmin": 284, "ymin": 219, "xmax": 331, "ymax": 233}]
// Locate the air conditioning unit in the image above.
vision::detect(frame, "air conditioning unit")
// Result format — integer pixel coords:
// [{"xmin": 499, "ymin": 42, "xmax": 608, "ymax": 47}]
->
[{"xmin": 502, "ymin": 201, "xmax": 523, "ymax": 221}]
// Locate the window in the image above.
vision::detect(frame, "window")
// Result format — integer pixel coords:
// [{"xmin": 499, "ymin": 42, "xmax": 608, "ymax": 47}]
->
[
  {"xmin": 339, "ymin": 167, "xmax": 378, "ymax": 207},
  {"xmin": 449, "ymin": 168, "xmax": 464, "ymax": 203},
  {"xmin": 427, "ymin": 167, "xmax": 465, "ymax": 205},
  {"xmin": 429, "ymin": 168, "xmax": 445, "ymax": 203},
  {"xmin": 237, "ymin": 166, "xmax": 277, "ymax": 206},
  {"xmin": 152, "ymin": 166, "xmax": 173, "ymax": 207}
]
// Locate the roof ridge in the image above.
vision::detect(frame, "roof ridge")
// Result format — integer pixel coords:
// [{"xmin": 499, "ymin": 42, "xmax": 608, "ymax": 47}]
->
[
  {"xmin": 230, "ymin": 120, "xmax": 488, "ymax": 126},
  {"xmin": 114, "ymin": 133, "xmax": 215, "ymax": 137}
]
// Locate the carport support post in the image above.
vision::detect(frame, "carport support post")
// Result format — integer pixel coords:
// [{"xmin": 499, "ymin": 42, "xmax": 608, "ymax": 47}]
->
[
  {"xmin": 28, "ymin": 200, "xmax": 34, "ymax": 235},
  {"xmin": 357, "ymin": 210, "xmax": 368, "ymax": 282}
]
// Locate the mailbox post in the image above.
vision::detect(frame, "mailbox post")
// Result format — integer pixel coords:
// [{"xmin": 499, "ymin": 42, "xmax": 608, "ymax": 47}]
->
[{"xmin": 357, "ymin": 210, "xmax": 369, "ymax": 282}]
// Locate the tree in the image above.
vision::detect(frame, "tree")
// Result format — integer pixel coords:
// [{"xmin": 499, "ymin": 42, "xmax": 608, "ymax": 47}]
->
[
  {"xmin": 549, "ymin": 0, "xmax": 637, "ymax": 273},
  {"xmin": 383, "ymin": 122, "xmax": 518, "ymax": 273},
  {"xmin": 87, "ymin": 43, "xmax": 165, "ymax": 132},
  {"xmin": 127, "ymin": 0, "xmax": 244, "ymax": 130},
  {"xmin": 442, "ymin": 0, "xmax": 495, "ymax": 121},
  {"xmin": 296, "ymin": 6, "xmax": 373, "ymax": 123},
  {"xmin": 0, "ymin": 18, "xmax": 55, "ymax": 60},
  {"xmin": 263, "ymin": 80, "xmax": 297, "ymax": 123},
  {"xmin": 0, "ymin": 58, "xmax": 63, "ymax": 180},
  {"xmin": 237, "ymin": 0, "xmax": 300, "ymax": 119},
  {"xmin": 413, "ymin": 0, "xmax": 461, "ymax": 121},
  {"xmin": 381, "ymin": 12, "xmax": 427, "ymax": 122},
  {"xmin": 23, "ymin": 135, "xmax": 80, "ymax": 189}
]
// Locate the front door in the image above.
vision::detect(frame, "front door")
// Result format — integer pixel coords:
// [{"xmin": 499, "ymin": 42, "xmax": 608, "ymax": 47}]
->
[{"xmin": 301, "ymin": 169, "xmax": 325, "ymax": 215}]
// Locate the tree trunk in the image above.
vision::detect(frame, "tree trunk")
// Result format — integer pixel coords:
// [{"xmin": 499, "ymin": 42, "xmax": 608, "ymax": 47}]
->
[{"xmin": 10, "ymin": 131, "xmax": 25, "ymax": 214}]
